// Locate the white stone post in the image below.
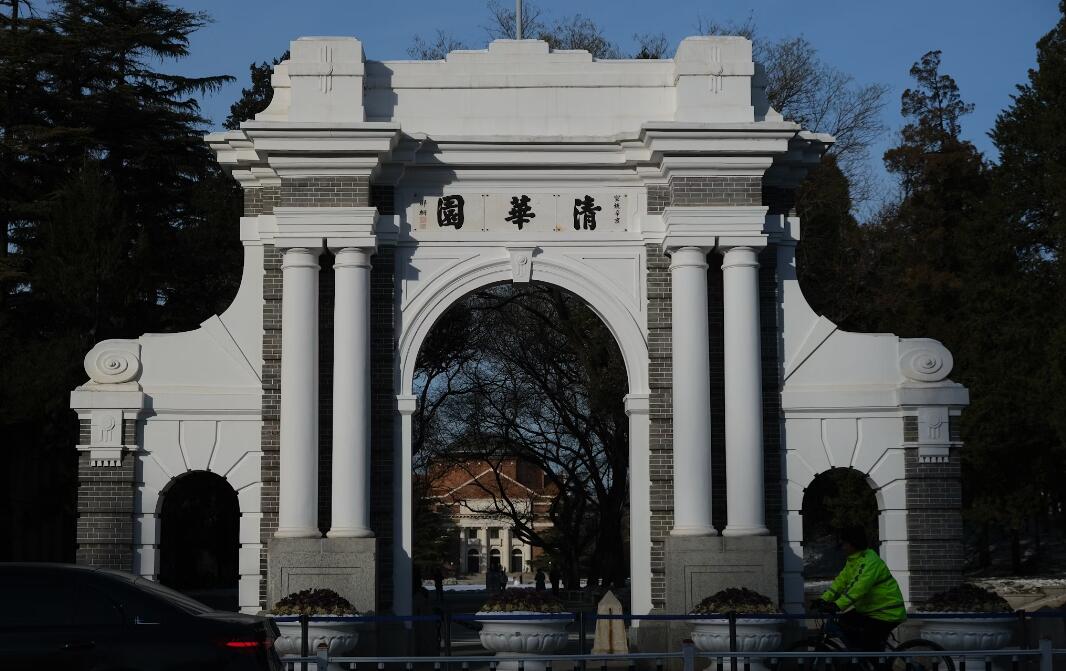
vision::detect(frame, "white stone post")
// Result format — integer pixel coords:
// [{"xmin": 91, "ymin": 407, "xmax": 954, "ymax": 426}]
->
[
  {"xmin": 720, "ymin": 245, "xmax": 769, "ymax": 536},
  {"xmin": 276, "ymin": 247, "xmax": 322, "ymax": 538},
  {"xmin": 669, "ymin": 246, "xmax": 717, "ymax": 536},
  {"xmin": 328, "ymin": 247, "xmax": 374, "ymax": 538}
]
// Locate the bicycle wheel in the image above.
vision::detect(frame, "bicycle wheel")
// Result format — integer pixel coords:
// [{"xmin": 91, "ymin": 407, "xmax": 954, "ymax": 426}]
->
[
  {"xmin": 784, "ymin": 637, "xmax": 847, "ymax": 671},
  {"xmin": 888, "ymin": 639, "xmax": 955, "ymax": 671}
]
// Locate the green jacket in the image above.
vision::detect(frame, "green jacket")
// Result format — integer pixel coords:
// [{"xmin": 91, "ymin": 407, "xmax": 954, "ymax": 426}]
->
[{"xmin": 821, "ymin": 548, "xmax": 906, "ymax": 622}]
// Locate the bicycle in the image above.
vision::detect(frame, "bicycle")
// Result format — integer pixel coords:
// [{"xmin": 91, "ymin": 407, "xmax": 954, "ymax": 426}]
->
[{"xmin": 785, "ymin": 611, "xmax": 955, "ymax": 671}]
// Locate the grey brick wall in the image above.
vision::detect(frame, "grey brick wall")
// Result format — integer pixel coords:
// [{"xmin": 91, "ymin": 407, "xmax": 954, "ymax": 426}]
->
[
  {"xmin": 370, "ymin": 250, "xmax": 396, "ymax": 611},
  {"xmin": 758, "ymin": 250, "xmax": 784, "ymax": 595},
  {"xmin": 646, "ymin": 245, "xmax": 673, "ymax": 609},
  {"xmin": 257, "ymin": 175, "xmax": 391, "ymax": 609},
  {"xmin": 259, "ymin": 244, "xmax": 282, "ymax": 607},
  {"xmin": 668, "ymin": 176, "xmax": 762, "ymax": 207},
  {"xmin": 318, "ymin": 254, "xmax": 335, "ymax": 536},
  {"xmin": 645, "ymin": 179, "xmax": 785, "ymax": 609},
  {"xmin": 244, "ymin": 189, "xmax": 261, "ymax": 217},
  {"xmin": 905, "ymin": 446, "xmax": 964, "ymax": 602},
  {"xmin": 75, "ymin": 420, "xmax": 137, "ymax": 570},
  {"xmin": 281, "ymin": 177, "xmax": 370, "ymax": 208},
  {"xmin": 647, "ymin": 184, "xmax": 670, "ymax": 214}
]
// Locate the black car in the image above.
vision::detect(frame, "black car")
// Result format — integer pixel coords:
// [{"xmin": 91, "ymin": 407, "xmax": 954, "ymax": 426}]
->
[{"xmin": 0, "ymin": 563, "xmax": 282, "ymax": 671}]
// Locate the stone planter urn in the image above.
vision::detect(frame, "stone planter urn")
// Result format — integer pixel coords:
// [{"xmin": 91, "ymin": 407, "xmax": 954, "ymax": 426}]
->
[
  {"xmin": 688, "ymin": 617, "xmax": 786, "ymax": 671},
  {"xmin": 477, "ymin": 611, "xmax": 574, "ymax": 671},
  {"xmin": 274, "ymin": 617, "xmax": 360, "ymax": 671},
  {"xmin": 917, "ymin": 614, "xmax": 1015, "ymax": 670}
]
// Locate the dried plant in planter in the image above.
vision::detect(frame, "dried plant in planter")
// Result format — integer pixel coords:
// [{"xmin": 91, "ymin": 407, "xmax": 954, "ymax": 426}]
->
[
  {"xmin": 920, "ymin": 583, "xmax": 1011, "ymax": 613},
  {"xmin": 691, "ymin": 587, "xmax": 779, "ymax": 615},
  {"xmin": 480, "ymin": 588, "xmax": 567, "ymax": 613},
  {"xmin": 270, "ymin": 588, "xmax": 358, "ymax": 616}
]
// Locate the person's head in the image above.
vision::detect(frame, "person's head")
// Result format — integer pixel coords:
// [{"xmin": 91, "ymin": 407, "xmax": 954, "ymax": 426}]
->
[{"xmin": 838, "ymin": 526, "xmax": 869, "ymax": 555}]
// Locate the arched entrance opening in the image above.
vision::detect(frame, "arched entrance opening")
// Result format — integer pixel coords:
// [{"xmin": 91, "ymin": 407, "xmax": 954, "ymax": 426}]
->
[
  {"xmin": 412, "ymin": 281, "xmax": 631, "ymax": 604},
  {"xmin": 158, "ymin": 471, "xmax": 240, "ymax": 610},
  {"xmin": 467, "ymin": 548, "xmax": 481, "ymax": 574},
  {"xmin": 801, "ymin": 468, "xmax": 879, "ymax": 603}
]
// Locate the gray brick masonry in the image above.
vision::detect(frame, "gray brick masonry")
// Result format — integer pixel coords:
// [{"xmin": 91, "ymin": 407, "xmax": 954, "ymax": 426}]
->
[
  {"xmin": 905, "ymin": 446, "xmax": 964, "ymax": 602},
  {"xmin": 668, "ymin": 176, "xmax": 762, "ymax": 207},
  {"xmin": 370, "ymin": 249, "xmax": 396, "ymax": 611},
  {"xmin": 75, "ymin": 419, "xmax": 137, "ymax": 570},
  {"xmin": 647, "ymin": 184, "xmax": 670, "ymax": 214},
  {"xmin": 281, "ymin": 177, "xmax": 370, "ymax": 208},
  {"xmin": 645, "ymin": 245, "xmax": 673, "ymax": 609},
  {"xmin": 318, "ymin": 255, "xmax": 335, "ymax": 536},
  {"xmin": 645, "ymin": 180, "xmax": 786, "ymax": 609},
  {"xmin": 259, "ymin": 243, "xmax": 282, "ymax": 606}
]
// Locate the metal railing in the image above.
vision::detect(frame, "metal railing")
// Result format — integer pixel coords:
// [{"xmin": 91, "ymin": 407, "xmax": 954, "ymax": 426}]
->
[
  {"xmin": 272, "ymin": 610, "xmax": 1066, "ymax": 671},
  {"xmin": 280, "ymin": 640, "xmax": 1063, "ymax": 671}
]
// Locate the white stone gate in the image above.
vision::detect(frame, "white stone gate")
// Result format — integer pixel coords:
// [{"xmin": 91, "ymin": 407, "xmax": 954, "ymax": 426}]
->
[{"xmin": 70, "ymin": 35, "xmax": 968, "ymax": 622}]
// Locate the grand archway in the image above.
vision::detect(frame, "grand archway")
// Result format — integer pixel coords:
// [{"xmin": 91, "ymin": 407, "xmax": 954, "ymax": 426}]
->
[
  {"xmin": 412, "ymin": 281, "xmax": 632, "ymax": 601},
  {"xmin": 158, "ymin": 471, "xmax": 240, "ymax": 610},
  {"xmin": 395, "ymin": 252, "xmax": 651, "ymax": 616}
]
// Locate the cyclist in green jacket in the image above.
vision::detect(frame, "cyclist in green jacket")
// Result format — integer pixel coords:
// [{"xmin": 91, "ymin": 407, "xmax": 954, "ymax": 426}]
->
[{"xmin": 811, "ymin": 526, "xmax": 907, "ymax": 652}]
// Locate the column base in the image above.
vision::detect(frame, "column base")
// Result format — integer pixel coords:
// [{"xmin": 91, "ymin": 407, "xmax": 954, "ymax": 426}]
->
[
  {"xmin": 669, "ymin": 525, "xmax": 719, "ymax": 537},
  {"xmin": 722, "ymin": 525, "xmax": 770, "ymax": 537},
  {"xmin": 267, "ymin": 536, "xmax": 376, "ymax": 613},
  {"xmin": 326, "ymin": 527, "xmax": 375, "ymax": 539},
  {"xmin": 273, "ymin": 527, "xmax": 322, "ymax": 539}
]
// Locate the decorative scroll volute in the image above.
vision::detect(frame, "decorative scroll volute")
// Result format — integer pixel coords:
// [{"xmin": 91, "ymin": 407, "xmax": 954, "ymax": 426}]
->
[
  {"xmin": 84, "ymin": 339, "xmax": 141, "ymax": 384},
  {"xmin": 899, "ymin": 338, "xmax": 953, "ymax": 383}
]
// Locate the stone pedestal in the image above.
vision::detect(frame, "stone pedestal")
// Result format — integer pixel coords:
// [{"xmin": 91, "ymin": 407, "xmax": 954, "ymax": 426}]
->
[
  {"xmin": 267, "ymin": 537, "xmax": 376, "ymax": 613},
  {"xmin": 666, "ymin": 535, "xmax": 778, "ymax": 612},
  {"xmin": 659, "ymin": 535, "xmax": 779, "ymax": 656}
]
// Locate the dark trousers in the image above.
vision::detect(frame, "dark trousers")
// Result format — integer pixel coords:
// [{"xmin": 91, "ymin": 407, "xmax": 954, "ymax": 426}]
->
[{"xmin": 837, "ymin": 611, "xmax": 900, "ymax": 652}]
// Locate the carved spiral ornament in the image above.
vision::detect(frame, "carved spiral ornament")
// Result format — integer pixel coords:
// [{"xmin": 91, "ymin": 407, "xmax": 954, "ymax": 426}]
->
[
  {"xmin": 84, "ymin": 341, "xmax": 141, "ymax": 384},
  {"xmin": 899, "ymin": 339, "xmax": 953, "ymax": 382}
]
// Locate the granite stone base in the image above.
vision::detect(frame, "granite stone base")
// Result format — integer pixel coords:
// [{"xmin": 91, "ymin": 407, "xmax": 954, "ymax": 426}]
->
[
  {"xmin": 267, "ymin": 536, "xmax": 376, "ymax": 613},
  {"xmin": 666, "ymin": 535, "xmax": 779, "ymax": 613},
  {"xmin": 648, "ymin": 535, "xmax": 780, "ymax": 662}
]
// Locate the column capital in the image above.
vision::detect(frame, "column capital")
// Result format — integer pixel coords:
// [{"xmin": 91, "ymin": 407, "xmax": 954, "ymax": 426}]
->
[
  {"xmin": 624, "ymin": 393, "xmax": 650, "ymax": 416},
  {"xmin": 332, "ymin": 247, "xmax": 374, "ymax": 268},
  {"xmin": 397, "ymin": 394, "xmax": 418, "ymax": 416},
  {"xmin": 668, "ymin": 246, "xmax": 710, "ymax": 270},
  {"xmin": 718, "ymin": 244, "xmax": 763, "ymax": 271},
  {"xmin": 281, "ymin": 246, "xmax": 323, "ymax": 270}
]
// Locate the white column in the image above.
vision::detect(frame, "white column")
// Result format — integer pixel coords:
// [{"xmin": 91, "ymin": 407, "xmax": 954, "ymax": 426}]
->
[
  {"xmin": 394, "ymin": 394, "xmax": 417, "ymax": 615},
  {"xmin": 276, "ymin": 247, "xmax": 322, "ymax": 538},
  {"xmin": 720, "ymin": 245, "xmax": 769, "ymax": 536},
  {"xmin": 625, "ymin": 393, "xmax": 653, "ymax": 615},
  {"xmin": 669, "ymin": 246, "xmax": 717, "ymax": 536},
  {"xmin": 328, "ymin": 247, "xmax": 374, "ymax": 538}
]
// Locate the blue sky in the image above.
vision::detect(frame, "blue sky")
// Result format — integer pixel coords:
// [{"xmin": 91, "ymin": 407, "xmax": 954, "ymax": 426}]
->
[{"xmin": 171, "ymin": 0, "xmax": 1059, "ymax": 186}]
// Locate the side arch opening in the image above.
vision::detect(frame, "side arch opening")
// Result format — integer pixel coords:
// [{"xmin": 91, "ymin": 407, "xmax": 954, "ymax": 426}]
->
[
  {"xmin": 158, "ymin": 470, "xmax": 240, "ymax": 610},
  {"xmin": 801, "ymin": 467, "xmax": 880, "ymax": 603}
]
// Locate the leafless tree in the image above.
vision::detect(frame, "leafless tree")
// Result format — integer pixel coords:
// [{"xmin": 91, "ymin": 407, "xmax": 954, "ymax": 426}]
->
[
  {"xmin": 484, "ymin": 0, "xmax": 545, "ymax": 40},
  {"xmin": 407, "ymin": 30, "xmax": 467, "ymax": 60},
  {"xmin": 701, "ymin": 18, "xmax": 889, "ymax": 207},
  {"xmin": 413, "ymin": 284, "xmax": 629, "ymax": 587},
  {"xmin": 633, "ymin": 32, "xmax": 670, "ymax": 59}
]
